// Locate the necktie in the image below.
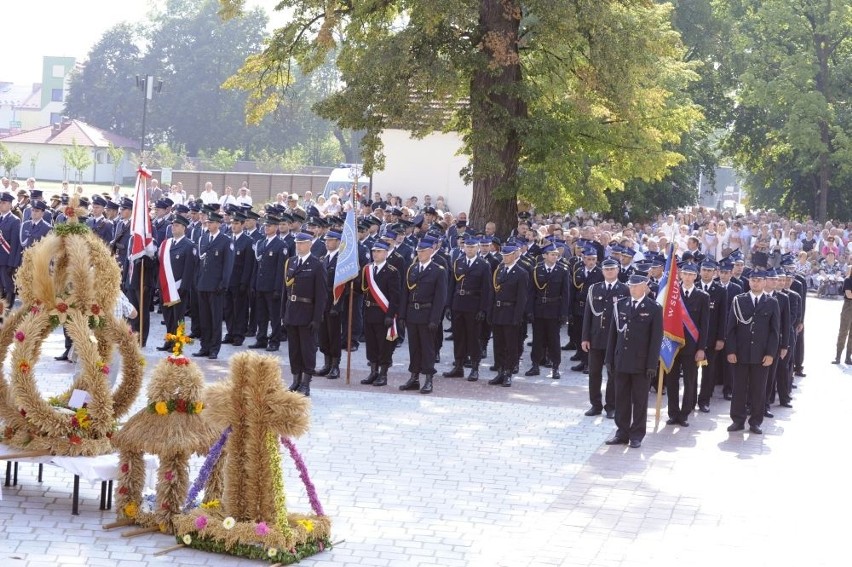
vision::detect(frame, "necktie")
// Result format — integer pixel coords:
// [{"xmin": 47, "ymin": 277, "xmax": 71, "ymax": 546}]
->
[
  {"xmin": 373, "ymin": 265, "xmax": 378, "ymax": 277},
  {"xmin": 632, "ymin": 300, "xmax": 638, "ymax": 310},
  {"xmin": 607, "ymin": 284, "xmax": 612, "ymax": 292},
  {"xmin": 684, "ymin": 290, "xmax": 690, "ymax": 300},
  {"xmin": 296, "ymin": 258, "xmax": 301, "ymax": 269}
]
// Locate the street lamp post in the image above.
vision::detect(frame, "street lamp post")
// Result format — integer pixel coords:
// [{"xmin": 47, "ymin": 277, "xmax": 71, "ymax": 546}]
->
[{"xmin": 135, "ymin": 75, "xmax": 163, "ymax": 159}]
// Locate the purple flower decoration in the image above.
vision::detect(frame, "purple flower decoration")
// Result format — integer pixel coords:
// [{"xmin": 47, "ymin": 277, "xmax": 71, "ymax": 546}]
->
[
  {"xmin": 194, "ymin": 515, "xmax": 208, "ymax": 530},
  {"xmin": 14, "ymin": 331, "xmax": 25, "ymax": 342},
  {"xmin": 255, "ymin": 522, "xmax": 269, "ymax": 536},
  {"xmin": 184, "ymin": 426, "xmax": 231, "ymax": 511},
  {"xmin": 282, "ymin": 437, "xmax": 325, "ymax": 516}
]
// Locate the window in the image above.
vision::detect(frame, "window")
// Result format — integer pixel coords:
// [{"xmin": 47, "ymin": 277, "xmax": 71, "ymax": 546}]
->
[
  {"xmin": 52, "ymin": 64, "xmax": 66, "ymax": 78},
  {"xmin": 51, "ymin": 89, "xmax": 63, "ymax": 102},
  {"xmin": 49, "ymin": 112, "xmax": 62, "ymax": 125}
]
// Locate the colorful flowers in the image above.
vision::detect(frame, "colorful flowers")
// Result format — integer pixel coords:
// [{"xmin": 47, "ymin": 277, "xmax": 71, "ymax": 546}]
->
[
  {"xmin": 200, "ymin": 499, "xmax": 220, "ymax": 510},
  {"xmin": 123, "ymin": 502, "xmax": 138, "ymax": 518},
  {"xmin": 18, "ymin": 361, "xmax": 30, "ymax": 374},
  {"xmin": 118, "ymin": 486, "xmax": 128, "ymax": 495},
  {"xmin": 165, "ymin": 322, "xmax": 193, "ymax": 357},
  {"xmin": 69, "ymin": 434, "xmax": 82, "ymax": 445},
  {"xmin": 90, "ymin": 304, "xmax": 101, "ymax": 315},
  {"xmin": 255, "ymin": 522, "xmax": 269, "ymax": 536},
  {"xmin": 56, "ymin": 302, "xmax": 68, "ymax": 313},
  {"xmin": 148, "ymin": 399, "xmax": 203, "ymax": 415},
  {"xmin": 222, "ymin": 517, "xmax": 236, "ymax": 530},
  {"xmin": 298, "ymin": 519, "xmax": 315, "ymax": 533},
  {"xmin": 182, "ymin": 534, "xmax": 192, "ymax": 545},
  {"xmin": 73, "ymin": 407, "xmax": 91, "ymax": 429},
  {"xmin": 167, "ymin": 356, "xmax": 190, "ymax": 366},
  {"xmin": 164, "ymin": 470, "xmax": 174, "ymax": 482},
  {"xmin": 267, "ymin": 548, "xmax": 278, "ymax": 559},
  {"xmin": 14, "ymin": 331, "xmax": 25, "ymax": 342},
  {"xmin": 120, "ymin": 462, "xmax": 129, "ymax": 473},
  {"xmin": 194, "ymin": 516, "xmax": 208, "ymax": 530},
  {"xmin": 64, "ymin": 206, "xmax": 76, "ymax": 218},
  {"xmin": 96, "ymin": 361, "xmax": 110, "ymax": 375}
]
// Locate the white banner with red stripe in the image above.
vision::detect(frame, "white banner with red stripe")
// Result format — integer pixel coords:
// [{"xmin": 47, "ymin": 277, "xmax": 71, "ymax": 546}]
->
[
  {"xmin": 158, "ymin": 238, "xmax": 181, "ymax": 306},
  {"xmin": 365, "ymin": 265, "xmax": 397, "ymax": 341}
]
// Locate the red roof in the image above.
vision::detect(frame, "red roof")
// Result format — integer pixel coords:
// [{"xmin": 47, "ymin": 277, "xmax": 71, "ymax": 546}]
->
[{"xmin": 0, "ymin": 119, "xmax": 139, "ymax": 149}]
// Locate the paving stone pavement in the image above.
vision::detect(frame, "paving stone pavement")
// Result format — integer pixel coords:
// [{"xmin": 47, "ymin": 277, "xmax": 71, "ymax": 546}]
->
[{"xmin": 1, "ymin": 296, "xmax": 850, "ymax": 566}]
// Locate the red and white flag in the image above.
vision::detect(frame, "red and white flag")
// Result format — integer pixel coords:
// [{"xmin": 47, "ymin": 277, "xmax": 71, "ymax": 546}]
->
[
  {"xmin": 158, "ymin": 238, "xmax": 181, "ymax": 306},
  {"xmin": 128, "ymin": 166, "xmax": 152, "ymax": 261}
]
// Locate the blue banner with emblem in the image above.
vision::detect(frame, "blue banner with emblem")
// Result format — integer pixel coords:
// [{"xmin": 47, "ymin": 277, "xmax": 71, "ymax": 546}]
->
[{"xmin": 333, "ymin": 210, "xmax": 360, "ymax": 304}]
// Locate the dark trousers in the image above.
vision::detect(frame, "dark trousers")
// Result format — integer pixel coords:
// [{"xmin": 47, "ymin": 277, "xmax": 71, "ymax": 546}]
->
[
  {"xmin": 162, "ymin": 289, "xmax": 189, "ymax": 340},
  {"xmin": 480, "ymin": 321, "xmax": 492, "ymax": 353},
  {"xmin": 698, "ymin": 348, "xmax": 721, "ymax": 406},
  {"xmin": 767, "ymin": 344, "xmax": 794, "ymax": 406},
  {"xmin": 246, "ymin": 290, "xmax": 257, "ymax": 334},
  {"xmin": 722, "ymin": 357, "xmax": 734, "ymax": 397},
  {"xmin": 318, "ymin": 312, "xmax": 342, "ymax": 359},
  {"xmin": 588, "ymin": 348, "xmax": 615, "ymax": 411},
  {"xmin": 451, "ymin": 310, "xmax": 482, "ymax": 365},
  {"xmin": 0, "ymin": 265, "xmax": 16, "ymax": 307},
  {"xmin": 189, "ymin": 287, "xmax": 201, "ymax": 336},
  {"xmin": 365, "ymin": 320, "xmax": 396, "ymax": 366},
  {"xmin": 731, "ymin": 363, "xmax": 769, "ymax": 428},
  {"xmin": 571, "ymin": 314, "xmax": 588, "ymax": 365},
  {"xmin": 127, "ymin": 285, "xmax": 153, "ymax": 347},
  {"xmin": 836, "ymin": 301, "xmax": 852, "ymax": 357},
  {"xmin": 614, "ymin": 371, "xmax": 651, "ymax": 442},
  {"xmin": 224, "ymin": 287, "xmax": 249, "ymax": 341},
  {"xmin": 254, "ymin": 291, "xmax": 281, "ymax": 345},
  {"xmin": 286, "ymin": 324, "xmax": 317, "ymax": 374},
  {"xmin": 493, "ymin": 323, "xmax": 520, "ymax": 373},
  {"xmin": 198, "ymin": 290, "xmax": 224, "ymax": 354},
  {"xmin": 407, "ymin": 322, "xmax": 437, "ymax": 375},
  {"xmin": 794, "ymin": 330, "xmax": 804, "ymax": 370},
  {"xmin": 665, "ymin": 351, "xmax": 698, "ymax": 421},
  {"xmin": 531, "ymin": 317, "xmax": 561, "ymax": 368}
]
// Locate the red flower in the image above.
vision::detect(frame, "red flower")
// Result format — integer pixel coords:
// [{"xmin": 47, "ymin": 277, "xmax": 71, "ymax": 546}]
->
[
  {"xmin": 69, "ymin": 435, "xmax": 82, "ymax": 445},
  {"xmin": 14, "ymin": 331, "xmax": 25, "ymax": 342},
  {"xmin": 176, "ymin": 399, "xmax": 187, "ymax": 413},
  {"xmin": 19, "ymin": 408, "xmax": 27, "ymax": 418},
  {"xmin": 90, "ymin": 304, "xmax": 101, "ymax": 315},
  {"xmin": 19, "ymin": 362, "xmax": 30, "ymax": 374},
  {"xmin": 71, "ymin": 416, "xmax": 79, "ymax": 428},
  {"xmin": 64, "ymin": 206, "xmax": 75, "ymax": 217},
  {"xmin": 120, "ymin": 463, "xmax": 129, "ymax": 473},
  {"xmin": 56, "ymin": 302, "xmax": 68, "ymax": 313},
  {"xmin": 118, "ymin": 486, "xmax": 128, "ymax": 495}
]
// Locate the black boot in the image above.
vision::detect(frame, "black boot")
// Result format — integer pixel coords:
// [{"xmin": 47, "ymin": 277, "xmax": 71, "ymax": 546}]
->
[
  {"xmin": 467, "ymin": 366, "xmax": 479, "ymax": 382},
  {"xmin": 288, "ymin": 373, "xmax": 302, "ymax": 392},
  {"xmin": 503, "ymin": 372, "xmax": 513, "ymax": 387},
  {"xmin": 399, "ymin": 373, "xmax": 420, "ymax": 391},
  {"xmin": 846, "ymin": 357, "xmax": 852, "ymax": 365},
  {"xmin": 569, "ymin": 352, "xmax": 582, "ymax": 361},
  {"xmin": 443, "ymin": 362, "xmax": 464, "ymax": 378},
  {"xmin": 327, "ymin": 358, "xmax": 340, "ymax": 379},
  {"xmin": 524, "ymin": 365, "xmax": 540, "ymax": 376},
  {"xmin": 550, "ymin": 366, "xmax": 561, "ymax": 380},
  {"xmin": 571, "ymin": 362, "xmax": 585, "ymax": 371},
  {"xmin": 361, "ymin": 363, "xmax": 380, "ymax": 385},
  {"xmin": 296, "ymin": 373, "xmax": 311, "ymax": 397},
  {"xmin": 420, "ymin": 375, "xmax": 433, "ymax": 394},
  {"xmin": 488, "ymin": 371, "xmax": 505, "ymax": 385},
  {"xmin": 374, "ymin": 366, "xmax": 389, "ymax": 387},
  {"xmin": 316, "ymin": 355, "xmax": 332, "ymax": 376}
]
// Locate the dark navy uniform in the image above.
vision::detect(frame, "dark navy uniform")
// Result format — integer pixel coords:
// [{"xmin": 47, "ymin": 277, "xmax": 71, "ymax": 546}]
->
[
  {"xmin": 157, "ymin": 235, "xmax": 196, "ymax": 347},
  {"xmin": 582, "ymin": 279, "xmax": 628, "ymax": 415},
  {"xmin": 726, "ymin": 290, "xmax": 780, "ymax": 433},
  {"xmin": 224, "ymin": 231, "xmax": 255, "ymax": 346},
  {"xmin": 316, "ymin": 249, "xmax": 343, "ymax": 377},
  {"xmin": 20, "ymin": 218, "xmax": 51, "ymax": 249},
  {"xmin": 776, "ymin": 286, "xmax": 800, "ymax": 407},
  {"xmin": 764, "ymin": 286, "xmax": 790, "ymax": 415},
  {"xmin": 251, "ymin": 235, "xmax": 287, "ymax": 350},
  {"xmin": 86, "ymin": 215, "xmax": 114, "ymax": 246},
  {"xmin": 399, "ymin": 255, "xmax": 448, "ymax": 393},
  {"xmin": 151, "ymin": 215, "xmax": 171, "ymax": 246},
  {"xmin": 605, "ymin": 294, "xmax": 663, "ymax": 445},
  {"xmin": 359, "ymin": 259, "xmax": 401, "ymax": 385},
  {"xmin": 444, "ymin": 253, "xmax": 493, "ymax": 379},
  {"xmin": 664, "ymin": 284, "xmax": 710, "ymax": 425},
  {"xmin": 194, "ymin": 229, "xmax": 234, "ymax": 358},
  {"xmin": 283, "ymin": 252, "xmax": 328, "ymax": 395},
  {"xmin": 488, "ymin": 257, "xmax": 529, "ymax": 386},
  {"xmin": 0, "ymin": 207, "xmax": 22, "ymax": 305},
  {"xmin": 569, "ymin": 260, "xmax": 603, "ymax": 370},
  {"xmin": 696, "ymin": 280, "xmax": 728, "ymax": 410},
  {"xmin": 527, "ymin": 260, "xmax": 571, "ymax": 377}
]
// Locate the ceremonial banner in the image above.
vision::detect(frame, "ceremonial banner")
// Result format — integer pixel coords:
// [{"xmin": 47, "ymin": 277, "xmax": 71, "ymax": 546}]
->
[
  {"xmin": 128, "ymin": 166, "xmax": 153, "ymax": 261},
  {"xmin": 332, "ymin": 210, "xmax": 359, "ymax": 304},
  {"xmin": 657, "ymin": 243, "xmax": 699, "ymax": 372}
]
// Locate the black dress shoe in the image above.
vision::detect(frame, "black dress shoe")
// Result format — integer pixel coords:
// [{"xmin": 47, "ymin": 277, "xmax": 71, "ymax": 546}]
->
[
  {"xmin": 231, "ymin": 339, "xmax": 244, "ymax": 346},
  {"xmin": 156, "ymin": 343, "xmax": 173, "ymax": 352},
  {"xmin": 832, "ymin": 358, "xmax": 841, "ymax": 364},
  {"xmin": 442, "ymin": 367, "xmax": 464, "ymax": 378},
  {"xmin": 550, "ymin": 370, "xmax": 561, "ymax": 380},
  {"xmin": 569, "ymin": 352, "xmax": 582, "ymax": 361},
  {"xmin": 570, "ymin": 362, "xmax": 585, "ymax": 372},
  {"xmin": 502, "ymin": 374, "xmax": 512, "ymax": 387},
  {"xmin": 248, "ymin": 342, "xmax": 268, "ymax": 349},
  {"xmin": 605, "ymin": 436, "xmax": 628, "ymax": 445},
  {"xmin": 582, "ymin": 365, "xmax": 589, "ymax": 374},
  {"xmin": 489, "ymin": 364, "xmax": 498, "ymax": 371},
  {"xmin": 221, "ymin": 337, "xmax": 234, "ymax": 344},
  {"xmin": 698, "ymin": 404, "xmax": 710, "ymax": 413},
  {"xmin": 727, "ymin": 423, "xmax": 745, "ymax": 432},
  {"xmin": 794, "ymin": 370, "xmax": 806, "ymax": 377},
  {"xmin": 467, "ymin": 369, "xmax": 479, "ymax": 382},
  {"xmin": 763, "ymin": 410, "xmax": 774, "ymax": 419},
  {"xmin": 629, "ymin": 439, "xmax": 642, "ymax": 449},
  {"xmin": 192, "ymin": 350, "xmax": 211, "ymax": 357},
  {"xmin": 846, "ymin": 359, "xmax": 852, "ymax": 365},
  {"xmin": 605, "ymin": 409, "xmax": 615, "ymax": 419},
  {"xmin": 749, "ymin": 425, "xmax": 763, "ymax": 435},
  {"xmin": 666, "ymin": 418, "xmax": 678, "ymax": 425},
  {"xmin": 780, "ymin": 402, "xmax": 793, "ymax": 408},
  {"xmin": 54, "ymin": 350, "xmax": 69, "ymax": 361},
  {"xmin": 584, "ymin": 407, "xmax": 602, "ymax": 417},
  {"xmin": 524, "ymin": 366, "xmax": 540, "ymax": 377},
  {"xmin": 678, "ymin": 419, "xmax": 689, "ymax": 427},
  {"xmin": 208, "ymin": 353, "xmax": 218, "ymax": 360},
  {"xmin": 265, "ymin": 344, "xmax": 280, "ymax": 352},
  {"xmin": 487, "ymin": 373, "xmax": 505, "ymax": 386}
]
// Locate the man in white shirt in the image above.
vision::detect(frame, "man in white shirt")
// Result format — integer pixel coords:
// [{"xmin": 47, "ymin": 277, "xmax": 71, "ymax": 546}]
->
[{"xmin": 200, "ymin": 182, "xmax": 219, "ymax": 205}]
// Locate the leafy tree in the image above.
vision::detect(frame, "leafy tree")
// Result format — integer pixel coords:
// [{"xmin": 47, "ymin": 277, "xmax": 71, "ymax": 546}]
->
[
  {"xmin": 718, "ymin": 0, "xmax": 852, "ymax": 221},
  {"xmin": 222, "ymin": 0, "xmax": 701, "ymax": 232},
  {"xmin": 199, "ymin": 148, "xmax": 242, "ymax": 171},
  {"xmin": 62, "ymin": 139, "xmax": 94, "ymax": 182},
  {"xmin": 0, "ymin": 143, "xmax": 22, "ymax": 178},
  {"xmin": 106, "ymin": 142, "xmax": 125, "ymax": 183},
  {"xmin": 64, "ymin": 23, "xmax": 144, "ymax": 140},
  {"xmin": 145, "ymin": 142, "xmax": 190, "ymax": 169}
]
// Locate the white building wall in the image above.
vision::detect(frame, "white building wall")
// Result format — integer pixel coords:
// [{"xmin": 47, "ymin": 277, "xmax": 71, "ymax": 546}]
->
[
  {"xmin": 2, "ymin": 142, "xmax": 135, "ymax": 184},
  {"xmin": 372, "ymin": 129, "xmax": 473, "ymax": 214}
]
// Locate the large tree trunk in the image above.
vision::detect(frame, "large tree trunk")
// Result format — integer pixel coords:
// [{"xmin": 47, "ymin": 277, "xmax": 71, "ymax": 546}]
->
[{"xmin": 468, "ymin": 0, "xmax": 526, "ymax": 237}]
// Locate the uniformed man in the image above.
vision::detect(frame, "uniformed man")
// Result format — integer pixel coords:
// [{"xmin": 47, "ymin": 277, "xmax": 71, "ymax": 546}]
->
[
  {"xmin": 726, "ymin": 270, "xmax": 780, "ymax": 435},
  {"xmin": 222, "ymin": 212, "xmax": 255, "ymax": 347},
  {"xmin": 0, "ymin": 192, "xmax": 22, "ymax": 307},
  {"xmin": 581, "ymin": 258, "xmax": 628, "ymax": 417},
  {"xmin": 525, "ymin": 242, "xmax": 571, "ymax": 379},
  {"xmin": 604, "ymin": 274, "xmax": 663, "ymax": 448},
  {"xmin": 86, "ymin": 195, "xmax": 114, "ymax": 245},
  {"xmin": 443, "ymin": 236, "xmax": 493, "ymax": 381},
  {"xmin": 569, "ymin": 246, "xmax": 603, "ymax": 372},
  {"xmin": 664, "ymin": 263, "xmax": 709, "ymax": 427},
  {"xmin": 156, "ymin": 216, "xmax": 196, "ymax": 351},
  {"xmin": 763, "ymin": 269, "xmax": 790, "ymax": 419},
  {"xmin": 283, "ymin": 232, "xmax": 328, "ymax": 397},
  {"xmin": 249, "ymin": 215, "xmax": 287, "ymax": 352},
  {"xmin": 696, "ymin": 260, "xmax": 728, "ymax": 413},
  {"xmin": 487, "ymin": 243, "xmax": 529, "ymax": 387},
  {"xmin": 316, "ymin": 230, "xmax": 344, "ymax": 380},
  {"xmin": 777, "ymin": 271, "xmax": 801, "ymax": 407},
  {"xmin": 20, "ymin": 200, "xmax": 51, "ymax": 249},
  {"xmin": 193, "ymin": 212, "xmax": 234, "ymax": 360},
  {"xmin": 151, "ymin": 198, "xmax": 174, "ymax": 245},
  {"xmin": 359, "ymin": 241, "xmax": 401, "ymax": 387},
  {"xmin": 398, "ymin": 236, "xmax": 448, "ymax": 394}
]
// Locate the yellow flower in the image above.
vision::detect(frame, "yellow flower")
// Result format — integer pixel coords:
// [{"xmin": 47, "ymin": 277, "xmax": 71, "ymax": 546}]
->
[
  {"xmin": 299, "ymin": 519, "xmax": 315, "ymax": 533},
  {"xmin": 155, "ymin": 401, "xmax": 168, "ymax": 415},
  {"xmin": 182, "ymin": 534, "xmax": 192, "ymax": 545},
  {"xmin": 267, "ymin": 548, "xmax": 278, "ymax": 558},
  {"xmin": 123, "ymin": 502, "xmax": 138, "ymax": 518},
  {"xmin": 193, "ymin": 401, "xmax": 203, "ymax": 413},
  {"xmin": 200, "ymin": 499, "xmax": 219, "ymax": 509},
  {"xmin": 222, "ymin": 516, "xmax": 236, "ymax": 530}
]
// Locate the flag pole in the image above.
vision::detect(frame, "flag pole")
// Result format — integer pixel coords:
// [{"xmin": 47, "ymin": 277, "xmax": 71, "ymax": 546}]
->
[
  {"xmin": 654, "ymin": 366, "xmax": 665, "ymax": 432},
  {"xmin": 345, "ymin": 280, "xmax": 354, "ymax": 385},
  {"xmin": 138, "ymin": 262, "xmax": 145, "ymax": 348}
]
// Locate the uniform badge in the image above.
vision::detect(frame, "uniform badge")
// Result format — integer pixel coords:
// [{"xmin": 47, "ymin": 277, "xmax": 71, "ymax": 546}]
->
[
  {"xmin": 215, "ymin": 251, "xmax": 219, "ymax": 256},
  {"xmin": 269, "ymin": 251, "xmax": 273, "ymax": 256},
  {"xmin": 230, "ymin": 243, "xmax": 234, "ymax": 251},
  {"xmin": 175, "ymin": 254, "xmax": 180, "ymax": 259}
]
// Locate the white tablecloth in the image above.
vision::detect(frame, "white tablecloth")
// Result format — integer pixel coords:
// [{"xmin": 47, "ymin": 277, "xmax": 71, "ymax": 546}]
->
[{"xmin": 50, "ymin": 453, "xmax": 159, "ymax": 489}]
